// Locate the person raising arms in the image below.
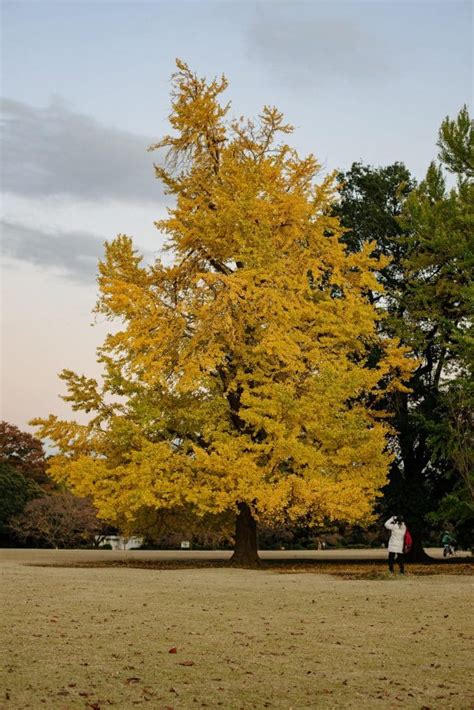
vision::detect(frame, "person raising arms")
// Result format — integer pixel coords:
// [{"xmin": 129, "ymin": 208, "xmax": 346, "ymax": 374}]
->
[{"xmin": 384, "ymin": 515, "xmax": 407, "ymax": 574}]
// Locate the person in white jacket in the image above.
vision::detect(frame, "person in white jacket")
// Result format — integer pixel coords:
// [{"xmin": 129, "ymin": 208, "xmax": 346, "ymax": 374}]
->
[{"xmin": 384, "ymin": 515, "xmax": 407, "ymax": 574}]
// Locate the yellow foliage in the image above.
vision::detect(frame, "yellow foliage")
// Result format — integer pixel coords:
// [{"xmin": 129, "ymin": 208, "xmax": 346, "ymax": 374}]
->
[{"xmin": 33, "ymin": 61, "xmax": 416, "ymax": 530}]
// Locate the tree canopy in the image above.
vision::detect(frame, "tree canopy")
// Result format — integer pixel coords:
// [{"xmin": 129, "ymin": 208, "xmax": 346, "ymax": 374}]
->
[
  {"xmin": 0, "ymin": 421, "xmax": 48, "ymax": 484},
  {"xmin": 334, "ymin": 106, "xmax": 473, "ymax": 558},
  {"xmin": 0, "ymin": 463, "xmax": 42, "ymax": 538},
  {"xmin": 9, "ymin": 493, "xmax": 102, "ymax": 549},
  {"xmin": 33, "ymin": 61, "xmax": 415, "ymax": 564},
  {"xmin": 0, "ymin": 422, "xmax": 48, "ymax": 543}
]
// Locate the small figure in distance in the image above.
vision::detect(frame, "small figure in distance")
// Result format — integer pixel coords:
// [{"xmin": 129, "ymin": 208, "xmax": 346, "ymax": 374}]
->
[
  {"xmin": 441, "ymin": 530, "xmax": 456, "ymax": 557},
  {"xmin": 384, "ymin": 514, "xmax": 407, "ymax": 575}
]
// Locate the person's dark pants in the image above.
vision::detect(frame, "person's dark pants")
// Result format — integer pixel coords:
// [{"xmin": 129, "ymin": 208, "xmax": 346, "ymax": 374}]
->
[{"xmin": 388, "ymin": 552, "xmax": 405, "ymax": 573}]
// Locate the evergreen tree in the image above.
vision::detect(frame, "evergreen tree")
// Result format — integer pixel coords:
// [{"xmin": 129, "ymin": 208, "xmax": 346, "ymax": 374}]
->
[{"xmin": 334, "ymin": 108, "xmax": 473, "ymax": 559}]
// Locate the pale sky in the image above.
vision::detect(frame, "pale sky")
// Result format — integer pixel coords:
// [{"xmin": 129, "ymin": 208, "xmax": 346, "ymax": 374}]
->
[{"xmin": 1, "ymin": 0, "xmax": 472, "ymax": 433}]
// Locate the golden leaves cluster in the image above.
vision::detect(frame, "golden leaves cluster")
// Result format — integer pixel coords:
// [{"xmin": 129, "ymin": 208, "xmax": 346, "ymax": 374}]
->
[{"xmin": 33, "ymin": 61, "xmax": 415, "ymax": 526}]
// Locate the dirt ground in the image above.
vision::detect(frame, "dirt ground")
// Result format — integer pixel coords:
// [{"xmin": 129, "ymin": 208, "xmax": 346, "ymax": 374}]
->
[{"xmin": 1, "ymin": 550, "xmax": 472, "ymax": 709}]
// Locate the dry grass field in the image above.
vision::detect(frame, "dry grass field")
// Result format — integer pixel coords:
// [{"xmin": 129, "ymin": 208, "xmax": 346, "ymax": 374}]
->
[{"xmin": 1, "ymin": 550, "xmax": 473, "ymax": 709}]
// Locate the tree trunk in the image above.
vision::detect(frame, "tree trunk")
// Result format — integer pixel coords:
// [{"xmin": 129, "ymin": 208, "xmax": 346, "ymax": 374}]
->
[
  {"xmin": 230, "ymin": 502, "xmax": 260, "ymax": 567},
  {"xmin": 405, "ymin": 528, "xmax": 433, "ymax": 563},
  {"xmin": 384, "ymin": 461, "xmax": 434, "ymax": 564}
]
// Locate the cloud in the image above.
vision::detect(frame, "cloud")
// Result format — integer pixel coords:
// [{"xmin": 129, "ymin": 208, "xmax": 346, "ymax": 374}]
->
[
  {"xmin": 1, "ymin": 220, "xmax": 106, "ymax": 283},
  {"xmin": 0, "ymin": 97, "xmax": 164, "ymax": 201},
  {"xmin": 2, "ymin": 218, "xmax": 157, "ymax": 284},
  {"xmin": 247, "ymin": 10, "xmax": 389, "ymax": 86}
]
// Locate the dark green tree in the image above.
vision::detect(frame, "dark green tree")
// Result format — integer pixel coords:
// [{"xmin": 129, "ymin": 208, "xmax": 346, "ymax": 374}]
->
[
  {"xmin": 419, "ymin": 107, "xmax": 474, "ymax": 548},
  {"xmin": 334, "ymin": 161, "xmax": 414, "ymax": 261},
  {"xmin": 0, "ymin": 422, "xmax": 51, "ymax": 544},
  {"xmin": 0, "ymin": 463, "xmax": 42, "ymax": 541},
  {"xmin": 426, "ymin": 379, "xmax": 474, "ymax": 550},
  {"xmin": 333, "ymin": 107, "xmax": 473, "ymax": 560},
  {"xmin": 437, "ymin": 104, "xmax": 473, "ymax": 181}
]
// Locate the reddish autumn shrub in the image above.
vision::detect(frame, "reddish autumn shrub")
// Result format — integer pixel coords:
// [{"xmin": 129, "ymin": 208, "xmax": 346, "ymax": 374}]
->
[{"xmin": 10, "ymin": 493, "xmax": 103, "ymax": 548}]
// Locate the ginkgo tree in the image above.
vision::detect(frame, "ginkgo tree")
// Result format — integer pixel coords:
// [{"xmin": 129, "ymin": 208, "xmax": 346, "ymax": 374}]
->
[{"xmin": 33, "ymin": 61, "xmax": 415, "ymax": 565}]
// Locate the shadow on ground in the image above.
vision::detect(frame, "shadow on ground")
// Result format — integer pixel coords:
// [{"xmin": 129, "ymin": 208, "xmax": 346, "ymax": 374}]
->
[{"xmin": 29, "ymin": 556, "xmax": 473, "ymax": 580}]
